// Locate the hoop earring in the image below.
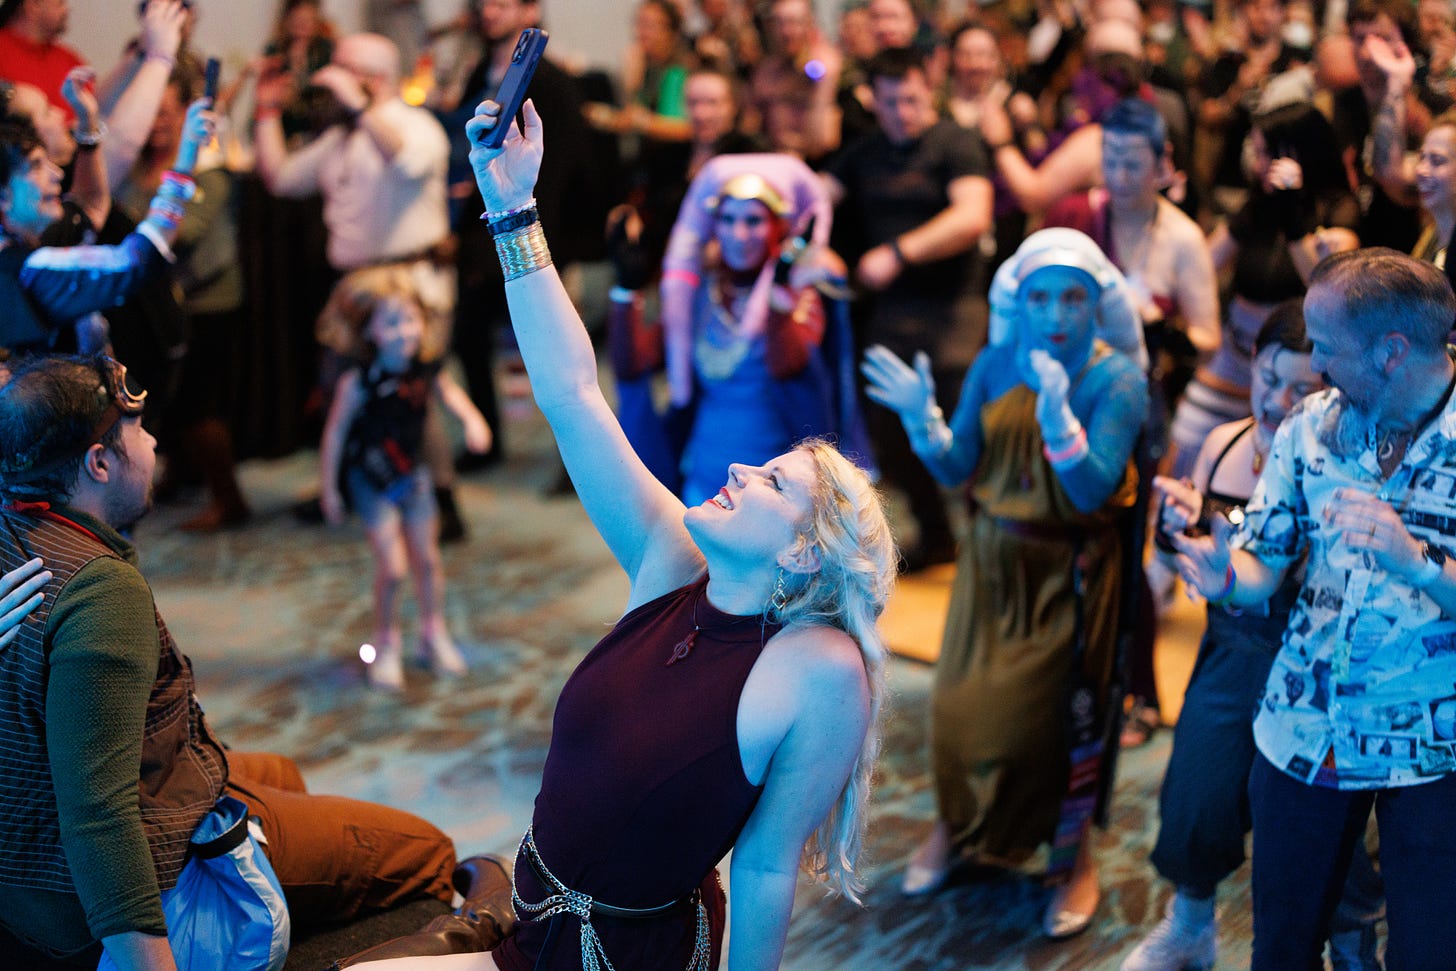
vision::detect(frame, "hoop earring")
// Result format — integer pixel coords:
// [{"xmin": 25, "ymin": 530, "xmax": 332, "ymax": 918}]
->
[{"xmin": 769, "ymin": 568, "xmax": 789, "ymax": 615}]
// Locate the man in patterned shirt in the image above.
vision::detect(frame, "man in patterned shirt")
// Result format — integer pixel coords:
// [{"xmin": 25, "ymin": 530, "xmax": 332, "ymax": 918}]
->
[{"xmin": 1169, "ymin": 248, "xmax": 1456, "ymax": 970}]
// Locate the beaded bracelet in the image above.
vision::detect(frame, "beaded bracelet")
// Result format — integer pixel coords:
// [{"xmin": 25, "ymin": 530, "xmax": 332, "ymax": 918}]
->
[
  {"xmin": 484, "ymin": 197, "xmax": 538, "ymax": 222},
  {"xmin": 494, "ymin": 220, "xmax": 552, "ymax": 282}
]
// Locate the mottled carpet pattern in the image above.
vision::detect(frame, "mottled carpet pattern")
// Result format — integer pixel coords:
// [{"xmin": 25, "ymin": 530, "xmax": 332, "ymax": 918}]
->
[{"xmin": 138, "ymin": 406, "xmax": 1256, "ymax": 970}]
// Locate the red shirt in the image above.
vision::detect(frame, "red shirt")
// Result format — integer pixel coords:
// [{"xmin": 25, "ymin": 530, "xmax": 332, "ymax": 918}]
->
[{"xmin": 0, "ymin": 27, "xmax": 86, "ymax": 122}]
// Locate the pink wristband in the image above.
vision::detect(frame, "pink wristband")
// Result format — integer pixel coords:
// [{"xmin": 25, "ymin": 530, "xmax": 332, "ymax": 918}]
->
[
  {"xmin": 661, "ymin": 268, "xmax": 701, "ymax": 288},
  {"xmin": 1042, "ymin": 427, "xmax": 1088, "ymax": 465}
]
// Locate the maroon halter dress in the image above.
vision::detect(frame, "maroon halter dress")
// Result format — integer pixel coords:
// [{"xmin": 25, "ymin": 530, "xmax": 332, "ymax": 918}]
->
[{"xmin": 494, "ymin": 574, "xmax": 778, "ymax": 970}]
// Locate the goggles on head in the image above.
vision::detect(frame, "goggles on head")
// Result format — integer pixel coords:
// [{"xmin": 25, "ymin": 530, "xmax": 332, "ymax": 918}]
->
[{"xmin": 0, "ymin": 357, "xmax": 147, "ymax": 484}]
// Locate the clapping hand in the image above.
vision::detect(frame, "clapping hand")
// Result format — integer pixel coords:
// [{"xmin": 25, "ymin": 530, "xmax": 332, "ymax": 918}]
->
[
  {"xmin": 861, "ymin": 345, "xmax": 937, "ymax": 420},
  {"xmin": 1027, "ymin": 349, "xmax": 1076, "ymax": 440},
  {"xmin": 466, "ymin": 99, "xmax": 543, "ymax": 216}
]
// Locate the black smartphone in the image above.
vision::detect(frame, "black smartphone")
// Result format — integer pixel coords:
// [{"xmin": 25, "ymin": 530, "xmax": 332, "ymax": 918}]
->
[
  {"xmin": 203, "ymin": 57, "xmax": 221, "ymax": 102},
  {"xmin": 477, "ymin": 28, "xmax": 548, "ymax": 149}
]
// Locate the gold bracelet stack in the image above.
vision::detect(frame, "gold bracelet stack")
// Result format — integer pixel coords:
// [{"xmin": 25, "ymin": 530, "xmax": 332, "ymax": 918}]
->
[{"xmin": 494, "ymin": 219, "xmax": 552, "ymax": 282}]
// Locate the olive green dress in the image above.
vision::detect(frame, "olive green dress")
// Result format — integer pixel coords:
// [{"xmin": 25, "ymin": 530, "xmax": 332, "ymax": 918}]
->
[{"xmin": 932, "ymin": 384, "xmax": 1136, "ymax": 863}]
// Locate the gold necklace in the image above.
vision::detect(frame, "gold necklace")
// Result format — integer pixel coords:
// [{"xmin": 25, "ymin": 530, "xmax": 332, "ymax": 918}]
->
[{"xmin": 693, "ymin": 279, "xmax": 755, "ymax": 381}]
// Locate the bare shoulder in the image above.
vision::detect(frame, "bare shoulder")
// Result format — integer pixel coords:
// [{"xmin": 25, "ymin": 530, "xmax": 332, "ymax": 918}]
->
[
  {"xmin": 738, "ymin": 624, "xmax": 871, "ymax": 783},
  {"xmin": 1158, "ymin": 199, "xmax": 1209, "ymax": 248},
  {"xmin": 758, "ymin": 624, "xmax": 870, "ymax": 705}
]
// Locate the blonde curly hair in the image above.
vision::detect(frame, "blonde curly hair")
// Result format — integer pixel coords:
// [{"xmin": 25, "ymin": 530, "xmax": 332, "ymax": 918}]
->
[
  {"xmin": 774, "ymin": 438, "xmax": 897, "ymax": 904},
  {"xmin": 315, "ymin": 265, "xmax": 450, "ymax": 364}
]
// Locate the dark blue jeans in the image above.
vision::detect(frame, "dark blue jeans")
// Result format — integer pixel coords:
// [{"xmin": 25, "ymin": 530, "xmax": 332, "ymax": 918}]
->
[{"xmin": 1249, "ymin": 753, "xmax": 1456, "ymax": 971}]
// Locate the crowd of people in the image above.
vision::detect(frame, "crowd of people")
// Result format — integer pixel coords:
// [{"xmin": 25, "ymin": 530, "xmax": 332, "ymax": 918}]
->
[{"xmin": 3, "ymin": 0, "xmax": 1456, "ymax": 968}]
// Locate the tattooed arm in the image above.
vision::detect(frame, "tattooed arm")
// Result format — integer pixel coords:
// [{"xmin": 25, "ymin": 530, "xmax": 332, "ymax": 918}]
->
[{"xmin": 1366, "ymin": 33, "xmax": 1420, "ymax": 206}]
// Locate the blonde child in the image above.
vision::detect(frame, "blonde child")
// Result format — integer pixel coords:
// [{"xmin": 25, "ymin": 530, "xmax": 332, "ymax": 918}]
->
[{"xmin": 319, "ymin": 267, "xmax": 491, "ymax": 689}]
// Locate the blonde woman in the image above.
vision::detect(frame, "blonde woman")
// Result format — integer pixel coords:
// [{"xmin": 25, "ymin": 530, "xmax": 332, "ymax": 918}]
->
[{"xmin": 335, "ymin": 98, "xmax": 898, "ymax": 971}]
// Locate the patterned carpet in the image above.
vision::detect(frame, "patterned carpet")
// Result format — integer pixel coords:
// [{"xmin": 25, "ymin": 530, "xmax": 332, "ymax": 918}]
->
[{"xmin": 135, "ymin": 392, "xmax": 1263, "ymax": 970}]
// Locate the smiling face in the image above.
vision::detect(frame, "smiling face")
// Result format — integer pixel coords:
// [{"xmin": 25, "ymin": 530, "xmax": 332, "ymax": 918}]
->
[
  {"xmin": 1018, "ymin": 264, "xmax": 1099, "ymax": 368},
  {"xmin": 714, "ymin": 196, "xmax": 781, "ymax": 274},
  {"xmin": 1305, "ymin": 282, "xmax": 1384, "ymax": 416},
  {"xmin": 684, "ymin": 450, "xmax": 819, "ymax": 567},
  {"xmin": 1417, "ymin": 124, "xmax": 1456, "ymax": 218},
  {"xmin": 1, "ymin": 145, "xmax": 64, "ymax": 245},
  {"xmin": 367, "ymin": 295, "xmax": 425, "ymax": 369},
  {"xmin": 8, "ymin": 83, "xmax": 74, "ymax": 166},
  {"xmin": 1251, "ymin": 344, "xmax": 1321, "ymax": 446}
]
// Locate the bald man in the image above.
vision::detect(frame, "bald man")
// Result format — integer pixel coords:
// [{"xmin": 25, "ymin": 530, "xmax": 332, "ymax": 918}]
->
[{"xmin": 253, "ymin": 32, "xmax": 451, "ymax": 280}]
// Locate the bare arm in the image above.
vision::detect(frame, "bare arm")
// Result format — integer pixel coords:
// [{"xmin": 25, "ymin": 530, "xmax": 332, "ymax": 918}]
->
[
  {"xmin": 62, "ymin": 68, "xmax": 110, "ymax": 232},
  {"xmin": 319, "ymin": 369, "xmax": 362, "ymax": 526},
  {"xmin": 468, "ymin": 100, "xmax": 702, "ymax": 604},
  {"xmin": 311, "ymin": 66, "xmax": 408, "ymax": 161},
  {"xmin": 985, "ymin": 116, "xmax": 1102, "ymax": 214},
  {"xmin": 436, "ymin": 370, "xmax": 492, "ymax": 454},
  {"xmin": 728, "ymin": 629, "xmax": 870, "ymax": 971},
  {"xmin": 856, "ymin": 175, "xmax": 992, "ymax": 292},
  {"xmin": 1365, "ymin": 35, "xmax": 1420, "ymax": 207},
  {"xmin": 899, "ymin": 175, "xmax": 992, "ymax": 264},
  {"xmin": 1206, "ymin": 220, "xmax": 1238, "ymax": 273},
  {"xmin": 102, "ymin": 0, "xmax": 187, "ymax": 188}
]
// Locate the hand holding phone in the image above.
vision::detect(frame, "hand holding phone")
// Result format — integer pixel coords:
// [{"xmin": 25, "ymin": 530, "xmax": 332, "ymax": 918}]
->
[{"xmin": 475, "ymin": 28, "xmax": 548, "ymax": 149}]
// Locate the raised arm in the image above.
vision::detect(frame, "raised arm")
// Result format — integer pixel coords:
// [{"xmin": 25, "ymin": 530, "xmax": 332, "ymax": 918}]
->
[
  {"xmin": 102, "ymin": 0, "xmax": 187, "ymax": 188},
  {"xmin": 20, "ymin": 100, "xmax": 216, "ymax": 326},
  {"xmin": 467, "ymin": 100, "xmax": 702, "ymax": 599},
  {"xmin": 61, "ymin": 68, "xmax": 110, "ymax": 232},
  {"xmin": 981, "ymin": 105, "xmax": 1101, "ymax": 214}
]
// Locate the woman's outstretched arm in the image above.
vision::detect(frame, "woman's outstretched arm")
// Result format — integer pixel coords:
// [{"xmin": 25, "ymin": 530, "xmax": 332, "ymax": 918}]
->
[{"xmin": 467, "ymin": 101, "xmax": 702, "ymax": 603}]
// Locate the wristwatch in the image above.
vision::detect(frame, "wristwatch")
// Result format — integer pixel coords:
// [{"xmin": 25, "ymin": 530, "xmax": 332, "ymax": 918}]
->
[{"xmin": 1413, "ymin": 541, "xmax": 1448, "ymax": 590}]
